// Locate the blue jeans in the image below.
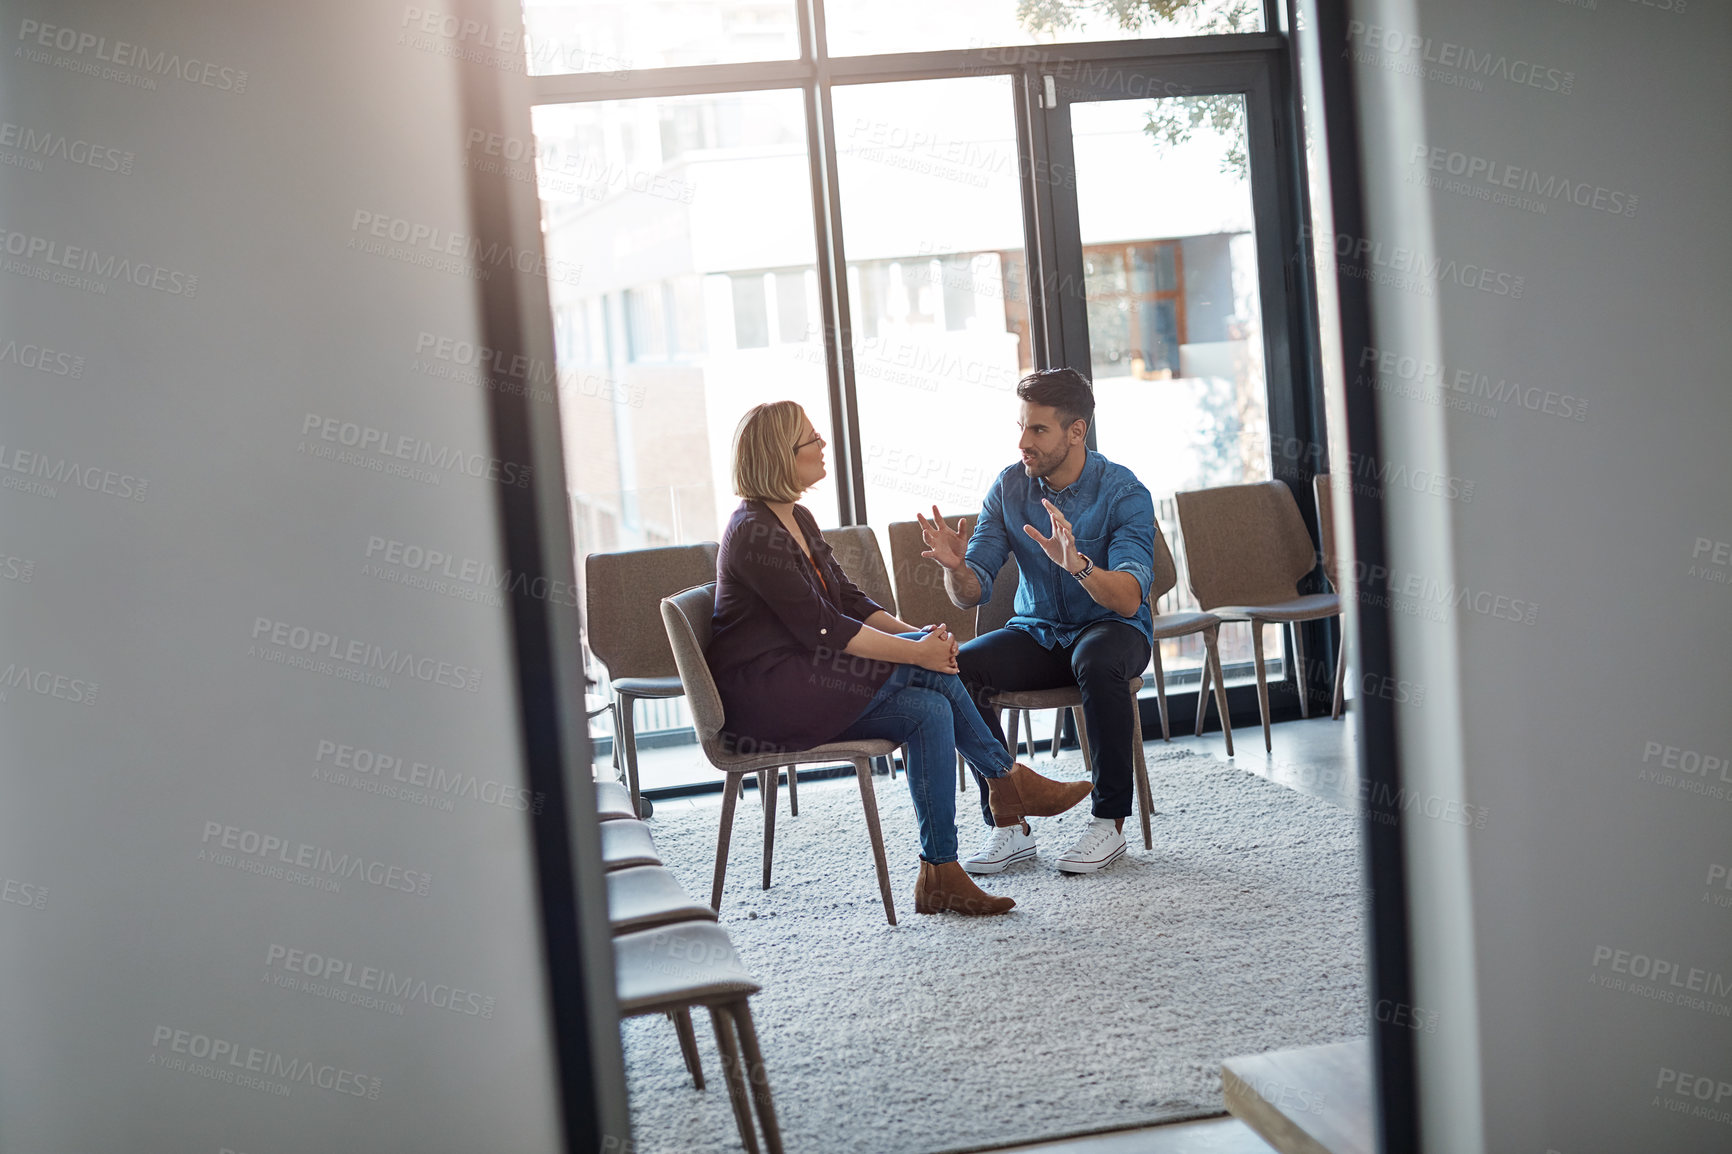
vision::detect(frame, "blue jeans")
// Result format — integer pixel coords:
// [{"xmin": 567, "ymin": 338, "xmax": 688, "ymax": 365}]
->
[{"xmin": 835, "ymin": 638, "xmax": 1015, "ymax": 864}]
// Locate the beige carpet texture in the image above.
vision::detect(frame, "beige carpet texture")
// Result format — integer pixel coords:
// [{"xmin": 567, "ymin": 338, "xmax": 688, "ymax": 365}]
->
[{"xmin": 620, "ymin": 748, "xmax": 1368, "ymax": 1154}]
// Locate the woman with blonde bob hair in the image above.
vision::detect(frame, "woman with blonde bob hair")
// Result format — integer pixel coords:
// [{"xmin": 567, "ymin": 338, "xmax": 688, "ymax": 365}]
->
[{"xmin": 706, "ymin": 401, "xmax": 1092, "ymax": 916}]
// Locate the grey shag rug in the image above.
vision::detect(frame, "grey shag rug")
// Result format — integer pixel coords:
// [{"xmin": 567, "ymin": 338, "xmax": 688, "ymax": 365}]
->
[{"xmin": 623, "ymin": 749, "xmax": 1366, "ymax": 1154}]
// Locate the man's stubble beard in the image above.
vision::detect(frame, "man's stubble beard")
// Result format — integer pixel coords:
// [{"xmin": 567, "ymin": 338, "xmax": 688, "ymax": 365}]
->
[{"xmin": 1024, "ymin": 442, "xmax": 1080, "ymax": 481}]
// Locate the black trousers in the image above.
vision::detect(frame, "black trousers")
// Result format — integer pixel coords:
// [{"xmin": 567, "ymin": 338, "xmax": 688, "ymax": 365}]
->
[{"xmin": 957, "ymin": 621, "xmax": 1152, "ymax": 827}]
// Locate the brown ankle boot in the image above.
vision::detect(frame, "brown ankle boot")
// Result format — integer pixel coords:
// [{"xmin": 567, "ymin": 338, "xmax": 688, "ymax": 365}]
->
[
  {"xmin": 988, "ymin": 763, "xmax": 1093, "ymax": 824},
  {"xmin": 985, "ymin": 771, "xmax": 1028, "ymax": 828},
  {"xmin": 914, "ymin": 860, "xmax": 1016, "ymax": 916}
]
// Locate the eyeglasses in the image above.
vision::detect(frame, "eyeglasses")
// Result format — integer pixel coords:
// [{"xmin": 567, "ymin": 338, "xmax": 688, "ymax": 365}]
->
[{"xmin": 793, "ymin": 432, "xmax": 825, "ymax": 452}]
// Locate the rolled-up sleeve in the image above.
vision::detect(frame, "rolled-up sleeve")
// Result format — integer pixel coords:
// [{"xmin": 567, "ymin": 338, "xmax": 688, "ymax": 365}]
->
[
  {"xmin": 834, "ymin": 577, "xmax": 885, "ymax": 624},
  {"xmin": 963, "ymin": 478, "xmax": 1011, "ymax": 605},
  {"xmin": 1105, "ymin": 483, "xmax": 1156, "ymax": 609},
  {"xmin": 729, "ymin": 522, "xmax": 868, "ymax": 653}
]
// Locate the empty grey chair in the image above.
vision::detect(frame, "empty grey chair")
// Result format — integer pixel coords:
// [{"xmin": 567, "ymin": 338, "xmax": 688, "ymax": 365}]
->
[
  {"xmin": 586, "ymin": 543, "xmax": 720, "ymax": 814},
  {"xmin": 614, "ymin": 922, "xmax": 783, "ymax": 1154},
  {"xmin": 595, "ymin": 780, "xmax": 637, "ymax": 823},
  {"xmin": 1145, "ymin": 518, "xmax": 1234, "ymax": 756},
  {"xmin": 604, "ymin": 863, "xmax": 717, "ymax": 1090},
  {"xmin": 607, "ymin": 864, "xmax": 719, "ymax": 935},
  {"xmin": 599, "ymin": 849, "xmax": 713, "ymax": 1095},
  {"xmin": 1176, "ymin": 479, "xmax": 1342, "ymax": 752},
  {"xmin": 599, "ymin": 818, "xmax": 662, "ymax": 871},
  {"xmin": 661, "ymin": 584, "xmax": 902, "ymax": 924}
]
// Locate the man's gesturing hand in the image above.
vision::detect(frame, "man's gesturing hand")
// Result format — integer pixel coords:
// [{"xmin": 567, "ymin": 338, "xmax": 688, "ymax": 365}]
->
[
  {"xmin": 1023, "ymin": 497, "xmax": 1083, "ymax": 574},
  {"xmin": 917, "ymin": 506, "xmax": 969, "ymax": 571}
]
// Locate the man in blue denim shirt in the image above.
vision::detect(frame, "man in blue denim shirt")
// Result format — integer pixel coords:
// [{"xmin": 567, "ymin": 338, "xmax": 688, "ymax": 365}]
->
[{"xmin": 918, "ymin": 368, "xmax": 1155, "ymax": 875}]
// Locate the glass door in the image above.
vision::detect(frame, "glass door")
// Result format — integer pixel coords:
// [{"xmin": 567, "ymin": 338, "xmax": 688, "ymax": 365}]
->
[{"xmin": 1035, "ymin": 57, "xmax": 1317, "ymax": 696}]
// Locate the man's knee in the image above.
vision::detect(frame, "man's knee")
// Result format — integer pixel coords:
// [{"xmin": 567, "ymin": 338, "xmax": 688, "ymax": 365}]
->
[
  {"xmin": 955, "ymin": 647, "xmax": 995, "ymax": 692},
  {"xmin": 956, "ymin": 634, "xmax": 993, "ymax": 667},
  {"xmin": 956, "ymin": 655, "xmax": 990, "ymax": 685},
  {"xmin": 1071, "ymin": 648, "xmax": 1135, "ymax": 686}
]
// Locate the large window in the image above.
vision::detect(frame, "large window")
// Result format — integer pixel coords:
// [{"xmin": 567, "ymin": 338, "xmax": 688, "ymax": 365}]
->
[
  {"xmin": 523, "ymin": 3, "xmax": 1319, "ymax": 779},
  {"xmin": 533, "ymin": 90, "xmax": 833, "ymax": 562},
  {"xmin": 833, "ymin": 75, "xmax": 1034, "ymax": 521}
]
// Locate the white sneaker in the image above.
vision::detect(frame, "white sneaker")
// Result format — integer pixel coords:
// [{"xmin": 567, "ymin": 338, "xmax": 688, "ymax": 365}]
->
[
  {"xmin": 1055, "ymin": 818, "xmax": 1126, "ymax": 874},
  {"xmin": 962, "ymin": 822, "xmax": 1037, "ymax": 875}
]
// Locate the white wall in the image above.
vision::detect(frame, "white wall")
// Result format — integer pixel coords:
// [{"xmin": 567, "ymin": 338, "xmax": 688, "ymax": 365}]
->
[
  {"xmin": 0, "ymin": 2, "xmax": 582, "ymax": 1150},
  {"xmin": 1335, "ymin": 0, "xmax": 1732, "ymax": 1150}
]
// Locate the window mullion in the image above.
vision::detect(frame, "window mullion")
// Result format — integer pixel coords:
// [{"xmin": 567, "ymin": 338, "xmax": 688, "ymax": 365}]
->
[{"xmin": 799, "ymin": 0, "xmax": 866, "ymax": 526}]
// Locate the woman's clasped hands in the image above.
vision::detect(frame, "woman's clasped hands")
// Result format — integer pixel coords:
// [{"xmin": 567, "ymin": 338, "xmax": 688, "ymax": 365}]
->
[{"xmin": 913, "ymin": 622, "xmax": 960, "ymax": 674}]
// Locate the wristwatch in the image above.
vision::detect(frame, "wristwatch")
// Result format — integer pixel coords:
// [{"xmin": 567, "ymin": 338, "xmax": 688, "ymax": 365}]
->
[{"xmin": 1070, "ymin": 554, "xmax": 1094, "ymax": 581}]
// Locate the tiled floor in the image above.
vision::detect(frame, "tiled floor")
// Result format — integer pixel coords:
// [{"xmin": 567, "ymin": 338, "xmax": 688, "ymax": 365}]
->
[{"xmin": 614, "ymin": 712, "xmax": 1359, "ymax": 1154}]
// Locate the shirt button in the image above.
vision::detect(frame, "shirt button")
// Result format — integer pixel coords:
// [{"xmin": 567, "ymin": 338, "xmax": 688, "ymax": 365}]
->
[{"xmin": 820, "ymin": 628, "xmax": 828, "ymax": 635}]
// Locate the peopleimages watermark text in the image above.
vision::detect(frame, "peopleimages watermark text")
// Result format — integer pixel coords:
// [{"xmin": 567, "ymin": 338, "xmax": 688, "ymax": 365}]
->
[
  {"xmin": 314, "ymin": 738, "xmax": 543, "ymax": 815},
  {"xmin": 349, "ymin": 210, "xmax": 581, "ymax": 286},
  {"xmin": 16, "ymin": 19, "xmax": 248, "ymax": 93},
  {"xmin": 148, "ymin": 1025, "xmax": 379, "ymax": 1100},
  {"xmin": 248, "ymin": 616, "xmax": 483, "ymax": 693},
  {"xmin": 198, "ymin": 820, "xmax": 433, "ymax": 898}
]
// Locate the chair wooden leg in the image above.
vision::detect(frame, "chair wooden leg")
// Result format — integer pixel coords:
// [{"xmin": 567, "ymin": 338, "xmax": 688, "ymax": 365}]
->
[
  {"xmin": 1331, "ymin": 624, "xmax": 1347, "ymax": 720},
  {"xmin": 1194, "ymin": 649, "xmax": 1213, "ymax": 738},
  {"xmin": 711, "ymin": 773, "xmax": 741, "ymax": 911},
  {"xmin": 671, "ymin": 1009, "xmax": 704, "ymax": 1090},
  {"xmin": 1131, "ymin": 685, "xmax": 1153, "ymax": 849},
  {"xmin": 710, "ymin": 1004, "xmax": 761, "ymax": 1154},
  {"xmin": 1252, "ymin": 622, "xmax": 1272, "ymax": 753},
  {"xmin": 1291, "ymin": 621, "xmax": 1311, "ymax": 719},
  {"xmin": 956, "ymin": 752, "xmax": 966, "ymax": 794},
  {"xmin": 1151, "ymin": 645, "xmax": 1171, "ymax": 741},
  {"xmin": 1004, "ymin": 708, "xmax": 1022, "ymax": 760},
  {"xmin": 1207, "ymin": 624, "xmax": 1234, "ymax": 758},
  {"xmin": 852, "ymin": 759, "xmax": 897, "ymax": 925},
  {"xmin": 1050, "ymin": 708, "xmax": 1063, "ymax": 758},
  {"xmin": 785, "ymin": 764, "xmax": 798, "ymax": 815},
  {"xmin": 618, "ymin": 693, "xmax": 644, "ymax": 816},
  {"xmin": 733, "ymin": 1000, "xmax": 786, "ymax": 1154},
  {"xmin": 759, "ymin": 769, "xmax": 777, "ymax": 891},
  {"xmin": 1074, "ymin": 708, "xmax": 1094, "ymax": 776},
  {"xmin": 608, "ymin": 700, "xmax": 622, "ymax": 773}
]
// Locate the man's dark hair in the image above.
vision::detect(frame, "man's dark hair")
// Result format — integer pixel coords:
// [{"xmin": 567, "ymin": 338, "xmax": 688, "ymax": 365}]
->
[{"xmin": 1016, "ymin": 367, "xmax": 1095, "ymax": 433}]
